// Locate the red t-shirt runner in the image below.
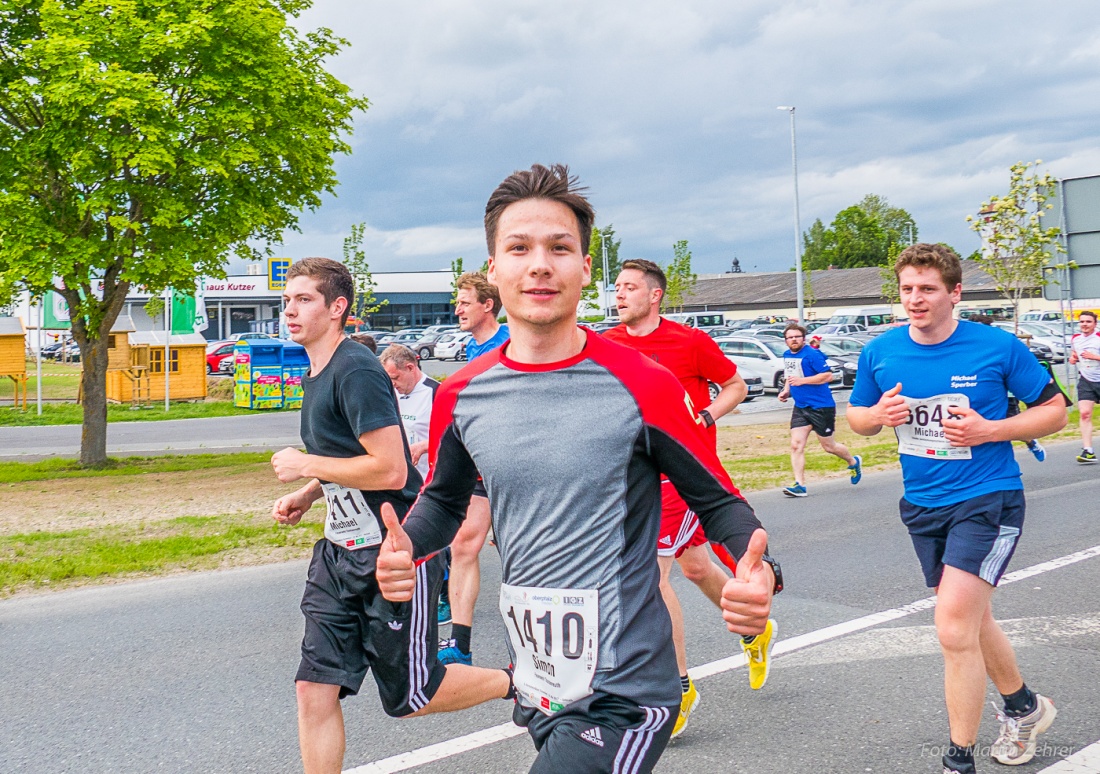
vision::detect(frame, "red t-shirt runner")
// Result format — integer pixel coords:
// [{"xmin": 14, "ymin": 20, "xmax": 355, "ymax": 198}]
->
[{"xmin": 603, "ymin": 319, "xmax": 739, "ymax": 564}]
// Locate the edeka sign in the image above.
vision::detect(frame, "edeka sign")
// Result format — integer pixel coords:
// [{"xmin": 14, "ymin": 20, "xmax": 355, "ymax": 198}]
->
[{"xmin": 269, "ymin": 258, "xmax": 291, "ymax": 291}]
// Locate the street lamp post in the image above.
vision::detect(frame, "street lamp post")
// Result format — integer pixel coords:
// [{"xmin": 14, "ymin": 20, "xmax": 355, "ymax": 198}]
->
[{"xmin": 777, "ymin": 106, "xmax": 804, "ymax": 321}]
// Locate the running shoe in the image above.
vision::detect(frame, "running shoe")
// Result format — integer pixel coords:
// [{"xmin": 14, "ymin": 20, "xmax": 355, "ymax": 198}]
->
[
  {"xmin": 1076, "ymin": 449, "xmax": 1097, "ymax": 464},
  {"xmin": 782, "ymin": 483, "xmax": 807, "ymax": 498},
  {"xmin": 849, "ymin": 454, "xmax": 863, "ymax": 485},
  {"xmin": 671, "ymin": 679, "xmax": 699, "ymax": 739},
  {"xmin": 942, "ymin": 758, "xmax": 976, "ymax": 774},
  {"xmin": 990, "ymin": 694, "xmax": 1057, "ymax": 766},
  {"xmin": 741, "ymin": 618, "xmax": 777, "ymax": 690},
  {"xmin": 437, "ymin": 639, "xmax": 472, "ymax": 666},
  {"xmin": 437, "ymin": 597, "xmax": 452, "ymax": 626},
  {"xmin": 1026, "ymin": 441, "xmax": 1046, "ymax": 462}
]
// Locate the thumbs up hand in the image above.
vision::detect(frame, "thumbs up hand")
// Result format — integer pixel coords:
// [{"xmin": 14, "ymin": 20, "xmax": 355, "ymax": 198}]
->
[
  {"xmin": 720, "ymin": 528, "xmax": 775, "ymax": 636},
  {"xmin": 874, "ymin": 382, "xmax": 910, "ymax": 428},
  {"xmin": 377, "ymin": 503, "xmax": 416, "ymax": 602}
]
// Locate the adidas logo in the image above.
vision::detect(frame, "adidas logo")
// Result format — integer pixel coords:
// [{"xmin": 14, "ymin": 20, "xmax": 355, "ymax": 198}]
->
[
  {"xmin": 580, "ymin": 726, "xmax": 604, "ymax": 747},
  {"xmin": 658, "ymin": 536, "xmax": 673, "ymax": 546},
  {"xmin": 387, "ymin": 621, "xmax": 403, "ymax": 631}
]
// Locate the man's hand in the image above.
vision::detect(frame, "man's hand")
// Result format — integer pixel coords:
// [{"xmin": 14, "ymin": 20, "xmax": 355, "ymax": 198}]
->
[
  {"xmin": 409, "ymin": 440, "xmax": 430, "ymax": 467},
  {"xmin": 872, "ymin": 382, "xmax": 910, "ymax": 428},
  {"xmin": 786, "ymin": 375, "xmax": 805, "ymax": 387},
  {"xmin": 272, "ymin": 488, "xmax": 315, "ymax": 526},
  {"xmin": 271, "ymin": 447, "xmax": 311, "ymax": 483},
  {"xmin": 377, "ymin": 503, "xmax": 417, "ymax": 602},
  {"xmin": 777, "ymin": 389, "xmax": 789, "ymax": 403},
  {"xmin": 941, "ymin": 406, "xmax": 995, "ymax": 447},
  {"xmin": 1070, "ymin": 350, "xmax": 1079, "ymax": 365},
  {"xmin": 720, "ymin": 529, "xmax": 774, "ymax": 637}
]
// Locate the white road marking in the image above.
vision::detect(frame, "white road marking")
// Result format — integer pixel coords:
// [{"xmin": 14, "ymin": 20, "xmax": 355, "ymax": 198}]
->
[
  {"xmin": 346, "ymin": 543, "xmax": 1100, "ymax": 773},
  {"xmin": 1038, "ymin": 741, "xmax": 1100, "ymax": 773}
]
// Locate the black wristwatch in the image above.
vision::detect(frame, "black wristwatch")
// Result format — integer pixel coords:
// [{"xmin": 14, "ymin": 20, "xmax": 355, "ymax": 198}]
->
[
  {"xmin": 699, "ymin": 409, "xmax": 715, "ymax": 428},
  {"xmin": 761, "ymin": 553, "xmax": 784, "ymax": 595}
]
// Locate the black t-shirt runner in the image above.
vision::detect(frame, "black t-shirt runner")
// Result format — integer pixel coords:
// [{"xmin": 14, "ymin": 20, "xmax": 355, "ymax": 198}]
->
[{"xmin": 300, "ymin": 338, "xmax": 421, "ymax": 569}]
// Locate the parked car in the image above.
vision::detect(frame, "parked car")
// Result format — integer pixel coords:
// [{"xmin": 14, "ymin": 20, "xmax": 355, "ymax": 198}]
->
[
  {"xmin": 714, "ymin": 336, "xmax": 841, "ymax": 392},
  {"xmin": 205, "ymin": 340, "xmax": 237, "ymax": 374},
  {"xmin": 232, "ymin": 332, "xmax": 274, "ymax": 341},
  {"xmin": 817, "ymin": 340, "xmax": 859, "ymax": 386},
  {"xmin": 373, "ymin": 332, "xmax": 399, "ymax": 347},
  {"xmin": 708, "ymin": 374, "xmax": 764, "ymax": 403},
  {"xmin": 665, "ymin": 312, "xmax": 728, "ymax": 330},
  {"xmin": 48, "ymin": 340, "xmax": 82, "ymax": 362},
  {"xmin": 811, "ymin": 323, "xmax": 867, "ymax": 337},
  {"xmin": 812, "ymin": 334, "xmax": 870, "ymax": 355},
  {"xmin": 742, "ymin": 327, "xmax": 785, "ymax": 340},
  {"xmin": 993, "ymin": 322, "xmax": 1065, "ymax": 362},
  {"xmin": 386, "ymin": 330, "xmax": 428, "ymax": 350},
  {"xmin": 1020, "ymin": 310, "xmax": 1065, "ymax": 323},
  {"xmin": 434, "ymin": 331, "xmax": 472, "ymax": 360},
  {"xmin": 413, "ymin": 326, "xmax": 460, "ymax": 360}
]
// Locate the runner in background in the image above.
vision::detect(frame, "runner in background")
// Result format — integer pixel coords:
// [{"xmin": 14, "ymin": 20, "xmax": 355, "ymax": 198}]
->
[
  {"xmin": 439, "ymin": 272, "xmax": 511, "ymax": 664},
  {"xmin": 270, "ymin": 258, "xmax": 509, "ymax": 774},
  {"xmin": 972, "ymin": 316, "xmax": 1045, "ymax": 461},
  {"xmin": 1069, "ymin": 310, "xmax": 1100, "ymax": 464},
  {"xmin": 847, "ymin": 244, "xmax": 1068, "ymax": 774},
  {"xmin": 776, "ymin": 323, "xmax": 862, "ymax": 498},
  {"xmin": 605, "ymin": 259, "xmax": 776, "ymax": 741}
]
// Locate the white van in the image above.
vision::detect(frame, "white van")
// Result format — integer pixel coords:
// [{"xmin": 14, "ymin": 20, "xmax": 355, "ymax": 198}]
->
[
  {"xmin": 665, "ymin": 312, "xmax": 728, "ymax": 330},
  {"xmin": 827, "ymin": 306, "xmax": 895, "ymax": 328},
  {"xmin": 1020, "ymin": 310, "xmax": 1065, "ymax": 323}
]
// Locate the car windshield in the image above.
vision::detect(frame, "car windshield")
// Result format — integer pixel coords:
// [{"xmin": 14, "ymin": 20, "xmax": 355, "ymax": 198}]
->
[
  {"xmin": 761, "ymin": 339, "xmax": 787, "ymax": 356},
  {"xmin": 818, "ymin": 341, "xmax": 846, "ymax": 356}
]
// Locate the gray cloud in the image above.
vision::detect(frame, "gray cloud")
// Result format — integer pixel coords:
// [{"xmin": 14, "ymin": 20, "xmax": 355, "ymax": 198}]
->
[{"xmin": 247, "ymin": 0, "xmax": 1100, "ymax": 276}]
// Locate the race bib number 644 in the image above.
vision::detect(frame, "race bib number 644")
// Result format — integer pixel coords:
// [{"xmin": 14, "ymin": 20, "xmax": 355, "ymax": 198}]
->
[
  {"xmin": 499, "ymin": 583, "xmax": 598, "ymax": 715},
  {"xmin": 895, "ymin": 393, "xmax": 972, "ymax": 460}
]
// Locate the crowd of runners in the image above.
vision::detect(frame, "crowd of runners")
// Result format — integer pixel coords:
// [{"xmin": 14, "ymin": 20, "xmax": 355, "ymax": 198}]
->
[{"xmin": 269, "ymin": 164, "xmax": 1087, "ymax": 774}]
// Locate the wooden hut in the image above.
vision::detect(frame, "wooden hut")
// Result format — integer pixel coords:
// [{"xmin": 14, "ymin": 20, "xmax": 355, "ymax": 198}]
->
[
  {"xmin": 0, "ymin": 317, "xmax": 28, "ymax": 409},
  {"xmin": 106, "ymin": 331, "xmax": 208, "ymax": 403}
]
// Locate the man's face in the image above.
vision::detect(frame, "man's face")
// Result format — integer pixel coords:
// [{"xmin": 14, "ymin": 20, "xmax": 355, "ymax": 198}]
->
[
  {"xmin": 784, "ymin": 329, "xmax": 805, "ymax": 353},
  {"xmin": 487, "ymin": 198, "xmax": 591, "ymax": 330},
  {"xmin": 614, "ymin": 268, "xmax": 661, "ymax": 326},
  {"xmin": 1080, "ymin": 315, "xmax": 1097, "ymax": 336},
  {"xmin": 455, "ymin": 287, "xmax": 494, "ymax": 333},
  {"xmin": 383, "ymin": 359, "xmax": 420, "ymax": 395},
  {"xmin": 898, "ymin": 266, "xmax": 961, "ymax": 331},
  {"xmin": 282, "ymin": 275, "xmax": 344, "ymax": 347}
]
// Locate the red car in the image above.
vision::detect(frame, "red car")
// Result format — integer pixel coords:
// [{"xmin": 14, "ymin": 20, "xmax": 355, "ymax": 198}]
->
[{"xmin": 205, "ymin": 340, "xmax": 236, "ymax": 374}]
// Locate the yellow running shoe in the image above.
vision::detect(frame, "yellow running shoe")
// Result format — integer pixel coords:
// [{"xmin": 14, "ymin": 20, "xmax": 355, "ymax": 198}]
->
[
  {"xmin": 741, "ymin": 618, "xmax": 777, "ymax": 690},
  {"xmin": 671, "ymin": 679, "xmax": 700, "ymax": 739}
]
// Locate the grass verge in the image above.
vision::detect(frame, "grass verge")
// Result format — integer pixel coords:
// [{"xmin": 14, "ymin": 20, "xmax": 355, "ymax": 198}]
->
[
  {"xmin": 0, "ymin": 400, "xmax": 266, "ymax": 426},
  {"xmin": 0, "ymin": 515, "xmax": 323, "ymax": 595},
  {"xmin": 0, "ymin": 452, "xmax": 272, "ymax": 484}
]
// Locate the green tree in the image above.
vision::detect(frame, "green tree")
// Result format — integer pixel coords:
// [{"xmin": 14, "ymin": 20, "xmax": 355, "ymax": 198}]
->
[
  {"xmin": 966, "ymin": 160, "xmax": 1063, "ymax": 328},
  {"xmin": 0, "ymin": 0, "xmax": 367, "ymax": 465},
  {"xmin": 803, "ymin": 195, "xmax": 918, "ymax": 270},
  {"xmin": 342, "ymin": 223, "xmax": 387, "ymax": 326},
  {"xmin": 450, "ymin": 256, "xmax": 464, "ymax": 304},
  {"xmin": 587, "ymin": 225, "xmax": 621, "ymax": 315},
  {"xmin": 663, "ymin": 240, "xmax": 696, "ymax": 312}
]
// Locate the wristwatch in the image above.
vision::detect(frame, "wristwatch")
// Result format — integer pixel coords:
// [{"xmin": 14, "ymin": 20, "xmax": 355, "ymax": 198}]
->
[
  {"xmin": 698, "ymin": 409, "xmax": 715, "ymax": 428},
  {"xmin": 761, "ymin": 553, "xmax": 784, "ymax": 594}
]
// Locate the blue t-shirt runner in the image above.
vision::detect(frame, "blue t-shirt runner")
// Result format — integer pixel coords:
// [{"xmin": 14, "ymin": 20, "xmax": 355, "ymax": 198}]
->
[
  {"xmin": 783, "ymin": 345, "xmax": 834, "ymax": 409},
  {"xmin": 466, "ymin": 324, "xmax": 509, "ymax": 361}
]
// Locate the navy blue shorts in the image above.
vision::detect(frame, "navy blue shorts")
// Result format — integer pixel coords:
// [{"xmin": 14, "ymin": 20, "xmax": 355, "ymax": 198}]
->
[{"xmin": 899, "ymin": 490, "xmax": 1025, "ymax": 588}]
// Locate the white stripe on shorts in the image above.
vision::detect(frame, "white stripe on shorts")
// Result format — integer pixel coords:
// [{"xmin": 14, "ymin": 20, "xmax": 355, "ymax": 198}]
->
[
  {"xmin": 406, "ymin": 562, "xmax": 431, "ymax": 712},
  {"xmin": 613, "ymin": 705, "xmax": 670, "ymax": 774},
  {"xmin": 979, "ymin": 525, "xmax": 1021, "ymax": 586}
]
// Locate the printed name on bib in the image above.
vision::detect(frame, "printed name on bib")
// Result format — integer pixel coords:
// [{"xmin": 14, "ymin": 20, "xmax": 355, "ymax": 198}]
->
[
  {"xmin": 895, "ymin": 393, "xmax": 972, "ymax": 460},
  {"xmin": 499, "ymin": 583, "xmax": 598, "ymax": 715},
  {"xmin": 321, "ymin": 483, "xmax": 382, "ymax": 550}
]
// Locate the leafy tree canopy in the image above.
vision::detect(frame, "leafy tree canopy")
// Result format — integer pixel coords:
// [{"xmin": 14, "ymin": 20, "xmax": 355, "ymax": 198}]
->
[{"xmin": 802, "ymin": 194, "xmax": 917, "ymax": 270}]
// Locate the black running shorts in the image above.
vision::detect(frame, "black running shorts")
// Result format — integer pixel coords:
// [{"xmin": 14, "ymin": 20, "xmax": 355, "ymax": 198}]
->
[
  {"xmin": 1078, "ymin": 376, "xmax": 1100, "ymax": 403},
  {"xmin": 296, "ymin": 539, "xmax": 447, "ymax": 717},
  {"xmin": 790, "ymin": 404, "xmax": 836, "ymax": 437},
  {"xmin": 514, "ymin": 692, "xmax": 678, "ymax": 774}
]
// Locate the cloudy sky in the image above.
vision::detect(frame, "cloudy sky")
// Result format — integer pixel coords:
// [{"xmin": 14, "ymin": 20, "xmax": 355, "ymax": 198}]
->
[{"xmin": 250, "ymin": 0, "xmax": 1100, "ymax": 277}]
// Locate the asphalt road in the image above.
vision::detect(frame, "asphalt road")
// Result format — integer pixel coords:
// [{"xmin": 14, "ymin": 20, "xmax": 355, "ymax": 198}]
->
[{"xmin": 3, "ymin": 442, "xmax": 1099, "ymax": 773}]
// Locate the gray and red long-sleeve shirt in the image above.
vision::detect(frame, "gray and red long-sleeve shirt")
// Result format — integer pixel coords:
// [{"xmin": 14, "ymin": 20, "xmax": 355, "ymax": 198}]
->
[{"xmin": 402, "ymin": 327, "xmax": 763, "ymax": 711}]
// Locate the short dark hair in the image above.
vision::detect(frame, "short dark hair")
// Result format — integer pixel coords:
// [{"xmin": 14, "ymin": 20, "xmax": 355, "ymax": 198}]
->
[
  {"xmin": 455, "ymin": 271, "xmax": 502, "ymax": 315},
  {"xmin": 894, "ymin": 243, "xmax": 963, "ymax": 290},
  {"xmin": 349, "ymin": 332, "xmax": 377, "ymax": 353},
  {"xmin": 1080, "ymin": 311, "xmax": 1097, "ymax": 322},
  {"xmin": 784, "ymin": 323, "xmax": 807, "ymax": 338},
  {"xmin": 484, "ymin": 164, "xmax": 595, "ymax": 256},
  {"xmin": 620, "ymin": 259, "xmax": 667, "ymax": 297},
  {"xmin": 287, "ymin": 257, "xmax": 354, "ymax": 326}
]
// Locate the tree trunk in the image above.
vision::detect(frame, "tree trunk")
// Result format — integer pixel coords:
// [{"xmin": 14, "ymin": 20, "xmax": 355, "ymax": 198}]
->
[{"xmin": 79, "ymin": 336, "xmax": 111, "ymax": 467}]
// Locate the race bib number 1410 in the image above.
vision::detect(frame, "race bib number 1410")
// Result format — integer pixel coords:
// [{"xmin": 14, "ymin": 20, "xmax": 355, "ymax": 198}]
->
[
  {"xmin": 895, "ymin": 393, "xmax": 972, "ymax": 460},
  {"xmin": 499, "ymin": 583, "xmax": 599, "ymax": 715}
]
